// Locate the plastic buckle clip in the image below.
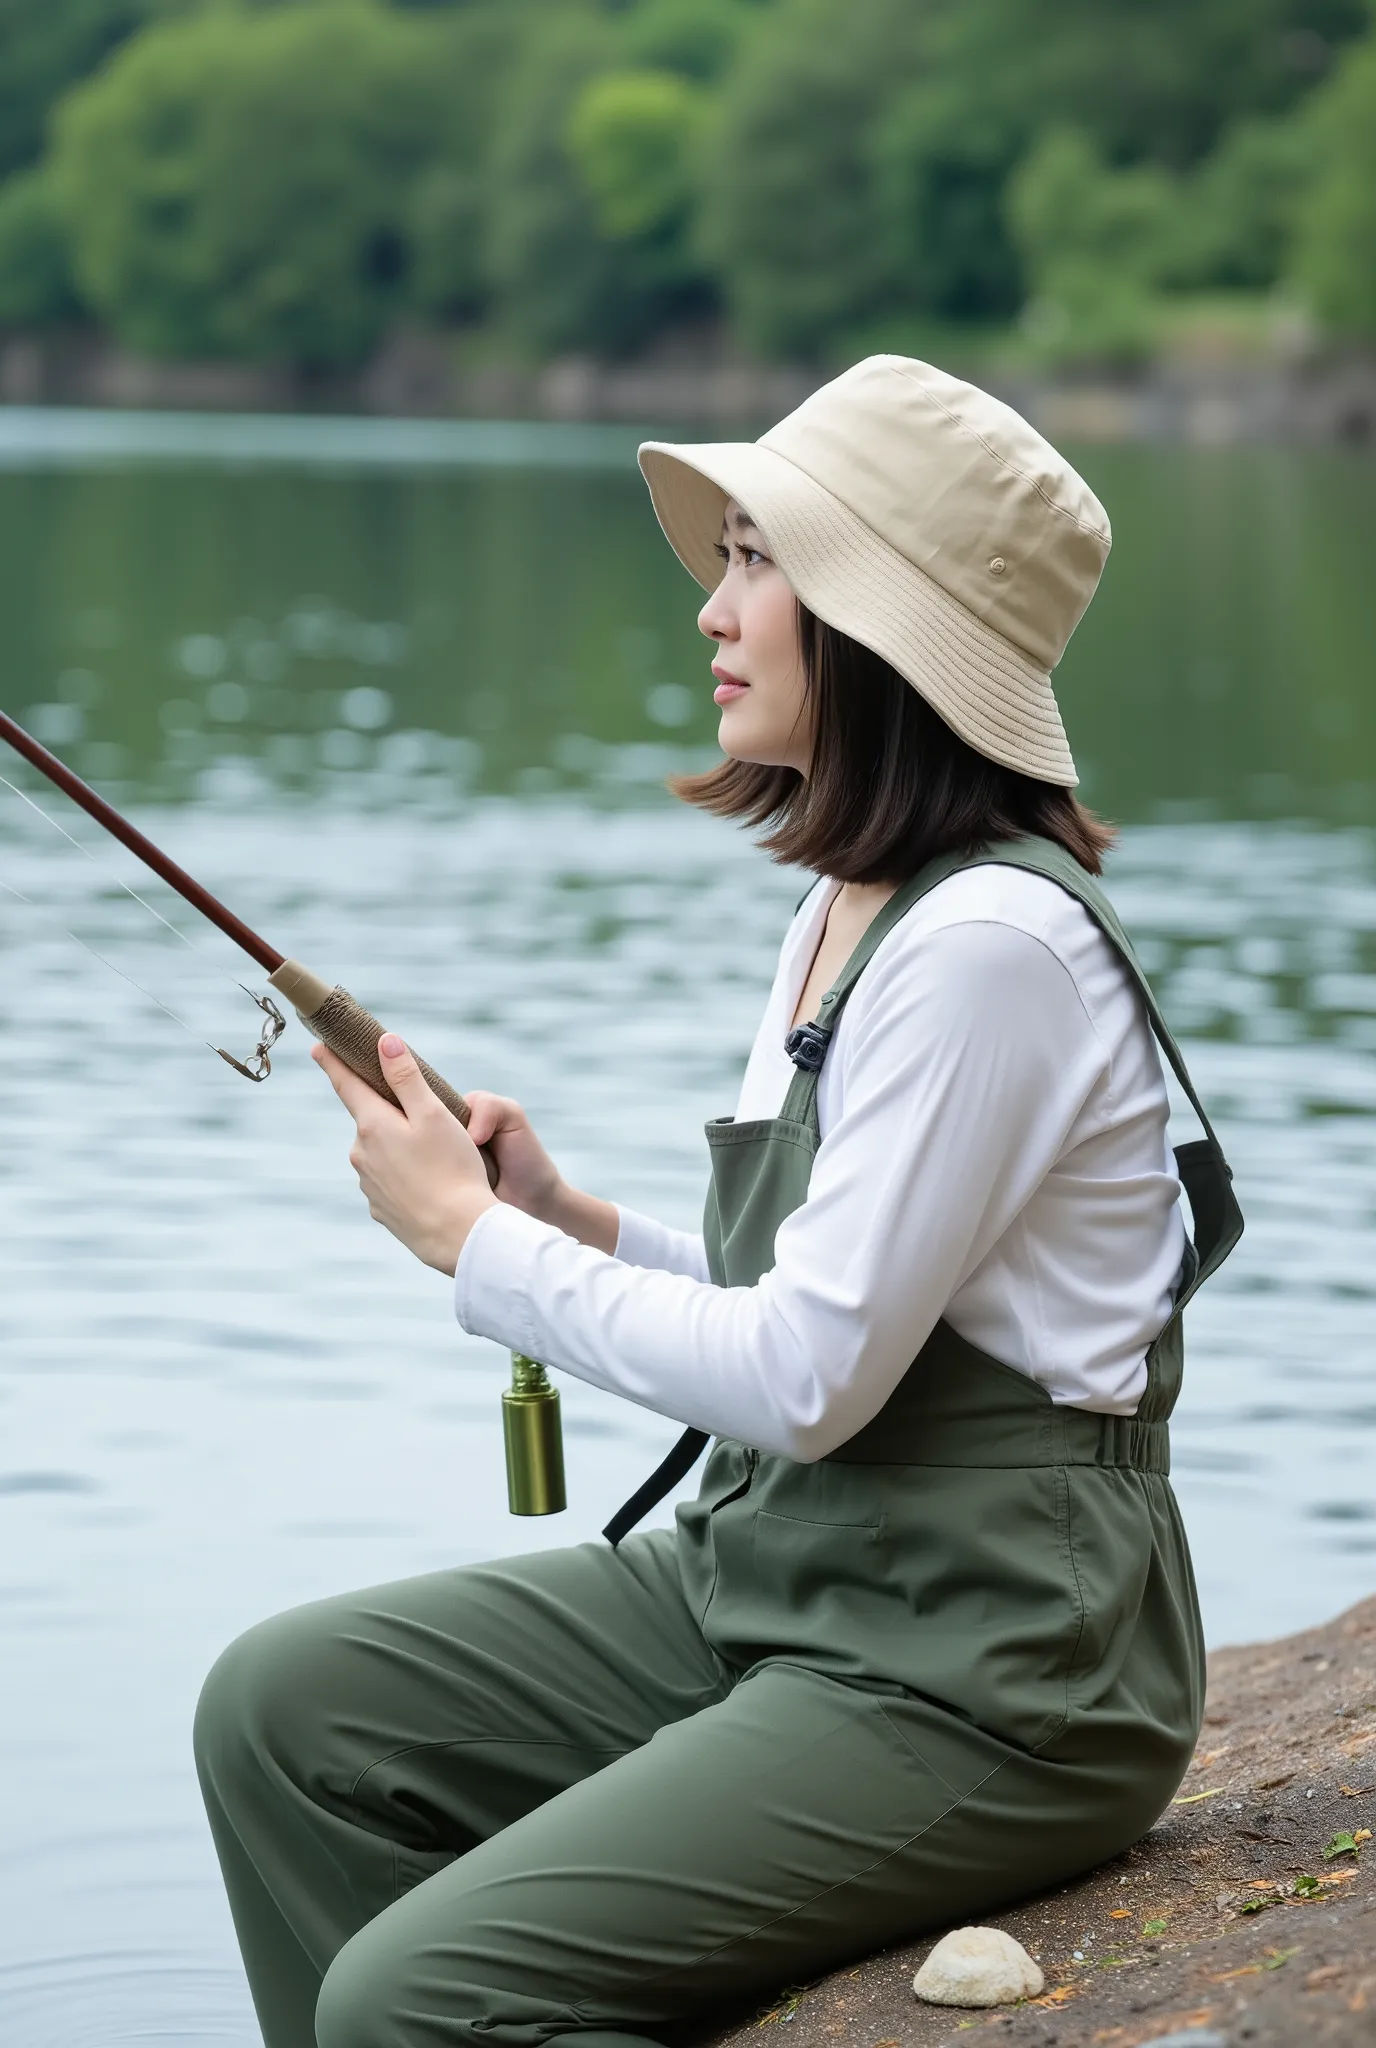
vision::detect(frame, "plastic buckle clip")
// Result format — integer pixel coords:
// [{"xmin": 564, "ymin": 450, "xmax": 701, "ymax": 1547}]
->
[{"xmin": 783, "ymin": 1021, "xmax": 833, "ymax": 1073}]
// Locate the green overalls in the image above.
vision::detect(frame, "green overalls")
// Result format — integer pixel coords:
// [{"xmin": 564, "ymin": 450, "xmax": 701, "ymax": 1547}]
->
[{"xmin": 195, "ymin": 837, "xmax": 1241, "ymax": 2048}]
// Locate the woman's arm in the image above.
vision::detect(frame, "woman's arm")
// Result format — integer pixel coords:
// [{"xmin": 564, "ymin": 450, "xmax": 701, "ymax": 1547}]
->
[
  {"xmin": 453, "ymin": 918, "xmax": 1114, "ymax": 1457},
  {"xmin": 313, "ymin": 1055, "xmax": 711, "ymax": 1279},
  {"xmin": 462, "ymin": 1091, "xmax": 710, "ymax": 1276}
]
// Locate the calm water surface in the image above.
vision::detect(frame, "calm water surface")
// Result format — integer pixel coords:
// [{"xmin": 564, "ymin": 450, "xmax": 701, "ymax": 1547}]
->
[{"xmin": 1, "ymin": 412, "xmax": 1374, "ymax": 2044}]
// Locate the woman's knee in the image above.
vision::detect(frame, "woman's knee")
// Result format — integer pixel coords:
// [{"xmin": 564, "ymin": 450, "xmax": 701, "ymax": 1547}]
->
[
  {"xmin": 315, "ymin": 1919, "xmax": 429, "ymax": 2048},
  {"xmin": 193, "ymin": 1599, "xmax": 339, "ymax": 1797}
]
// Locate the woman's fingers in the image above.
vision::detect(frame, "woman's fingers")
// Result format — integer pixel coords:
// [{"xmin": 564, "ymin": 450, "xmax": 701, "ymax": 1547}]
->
[
  {"xmin": 311, "ymin": 1041, "xmax": 394, "ymax": 1126},
  {"xmin": 463, "ymin": 1090, "xmax": 524, "ymax": 1148}
]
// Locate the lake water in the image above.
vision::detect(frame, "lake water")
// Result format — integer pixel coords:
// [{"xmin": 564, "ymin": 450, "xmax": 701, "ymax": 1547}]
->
[{"xmin": 0, "ymin": 410, "xmax": 1373, "ymax": 2045}]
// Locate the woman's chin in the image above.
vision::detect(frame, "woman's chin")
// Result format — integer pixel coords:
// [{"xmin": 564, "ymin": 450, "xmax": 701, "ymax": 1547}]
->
[{"xmin": 716, "ymin": 708, "xmax": 794, "ymax": 766}]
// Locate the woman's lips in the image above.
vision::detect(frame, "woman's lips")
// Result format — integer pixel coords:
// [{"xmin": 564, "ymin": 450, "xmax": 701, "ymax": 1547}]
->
[{"xmin": 712, "ymin": 667, "xmax": 748, "ymax": 706}]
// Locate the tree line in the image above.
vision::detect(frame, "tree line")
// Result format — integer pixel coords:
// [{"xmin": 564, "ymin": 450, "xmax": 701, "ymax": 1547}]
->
[{"xmin": 0, "ymin": 0, "xmax": 1373, "ymax": 372}]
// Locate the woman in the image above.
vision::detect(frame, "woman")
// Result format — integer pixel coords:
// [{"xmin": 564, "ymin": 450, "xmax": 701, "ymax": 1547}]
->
[{"xmin": 195, "ymin": 356, "xmax": 1241, "ymax": 2048}]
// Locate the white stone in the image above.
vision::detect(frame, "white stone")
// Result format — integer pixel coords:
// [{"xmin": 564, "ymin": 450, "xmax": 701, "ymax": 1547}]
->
[{"xmin": 911, "ymin": 1925, "xmax": 1045, "ymax": 2007}]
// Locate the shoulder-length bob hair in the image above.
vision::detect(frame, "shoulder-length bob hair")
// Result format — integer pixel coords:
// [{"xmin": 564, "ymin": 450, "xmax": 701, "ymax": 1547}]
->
[{"xmin": 670, "ymin": 605, "xmax": 1115, "ymax": 882}]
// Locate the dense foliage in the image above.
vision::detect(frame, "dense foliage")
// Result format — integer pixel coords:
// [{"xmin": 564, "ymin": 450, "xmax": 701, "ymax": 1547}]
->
[{"xmin": 0, "ymin": 0, "xmax": 1372, "ymax": 366}]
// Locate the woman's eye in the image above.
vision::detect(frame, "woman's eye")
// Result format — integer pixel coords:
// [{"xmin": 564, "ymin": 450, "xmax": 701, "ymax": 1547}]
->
[
  {"xmin": 712, "ymin": 541, "xmax": 730, "ymax": 562},
  {"xmin": 742, "ymin": 545, "xmax": 766, "ymax": 566}
]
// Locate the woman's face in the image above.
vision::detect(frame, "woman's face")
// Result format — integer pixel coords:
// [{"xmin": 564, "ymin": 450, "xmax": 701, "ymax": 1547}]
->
[{"xmin": 697, "ymin": 500, "xmax": 813, "ymax": 774}]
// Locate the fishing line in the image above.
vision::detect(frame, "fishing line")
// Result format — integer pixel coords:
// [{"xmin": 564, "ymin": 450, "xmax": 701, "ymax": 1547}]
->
[
  {"xmin": 0, "ymin": 767, "xmax": 245, "ymax": 994},
  {"xmin": 0, "ymin": 769, "xmax": 285, "ymax": 1077},
  {"xmin": 0, "ymin": 869, "xmax": 211, "ymax": 1048}
]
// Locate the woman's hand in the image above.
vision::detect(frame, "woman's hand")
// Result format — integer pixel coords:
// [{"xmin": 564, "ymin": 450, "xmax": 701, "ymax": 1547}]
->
[
  {"xmin": 461, "ymin": 1090, "xmax": 564, "ymax": 1224},
  {"xmin": 312, "ymin": 1033, "xmax": 497, "ymax": 1275},
  {"xmin": 465, "ymin": 1089, "xmax": 620, "ymax": 1253}
]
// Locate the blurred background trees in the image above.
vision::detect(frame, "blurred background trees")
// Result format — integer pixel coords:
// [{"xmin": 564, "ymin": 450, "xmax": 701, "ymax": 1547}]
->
[{"xmin": 0, "ymin": 0, "xmax": 1372, "ymax": 371}]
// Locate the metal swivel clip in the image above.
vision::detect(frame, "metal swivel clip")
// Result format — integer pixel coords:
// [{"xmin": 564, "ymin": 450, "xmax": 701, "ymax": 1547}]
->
[{"xmin": 216, "ymin": 990, "xmax": 287, "ymax": 1082}]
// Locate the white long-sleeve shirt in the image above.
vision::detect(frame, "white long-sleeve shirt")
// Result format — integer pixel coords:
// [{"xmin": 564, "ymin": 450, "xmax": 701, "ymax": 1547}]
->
[{"xmin": 453, "ymin": 863, "xmax": 1186, "ymax": 1460}]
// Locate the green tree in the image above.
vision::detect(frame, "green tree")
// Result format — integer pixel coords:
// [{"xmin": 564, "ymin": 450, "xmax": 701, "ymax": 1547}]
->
[
  {"xmin": 869, "ymin": 83, "xmax": 1023, "ymax": 325},
  {"xmin": 696, "ymin": 0, "xmax": 931, "ymax": 357},
  {"xmin": 0, "ymin": 0, "xmax": 158, "ymax": 182},
  {"xmin": 567, "ymin": 69, "xmax": 706, "ymax": 241},
  {"xmin": 617, "ymin": 0, "xmax": 750, "ymax": 81},
  {"xmin": 1294, "ymin": 28, "xmax": 1376, "ymax": 336},
  {"xmin": 487, "ymin": 10, "xmax": 705, "ymax": 354},
  {"xmin": 0, "ymin": 165, "xmax": 81, "ymax": 323},
  {"xmin": 50, "ymin": 1, "xmax": 483, "ymax": 365},
  {"xmin": 1007, "ymin": 127, "xmax": 1180, "ymax": 360},
  {"xmin": 923, "ymin": 0, "xmax": 1367, "ymax": 173},
  {"xmin": 1181, "ymin": 115, "xmax": 1316, "ymax": 290}
]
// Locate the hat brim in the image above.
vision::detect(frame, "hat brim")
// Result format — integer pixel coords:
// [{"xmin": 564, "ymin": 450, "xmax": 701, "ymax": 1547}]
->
[{"xmin": 638, "ymin": 438, "xmax": 1078, "ymax": 787}]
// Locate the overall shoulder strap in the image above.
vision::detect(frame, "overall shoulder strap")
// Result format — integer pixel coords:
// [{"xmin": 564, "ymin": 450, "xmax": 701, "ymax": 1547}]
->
[
  {"xmin": 784, "ymin": 836, "xmax": 1243, "ymax": 1306},
  {"xmin": 777, "ymin": 849, "xmax": 973, "ymax": 1122},
  {"xmin": 958, "ymin": 837, "xmax": 1242, "ymax": 1307}
]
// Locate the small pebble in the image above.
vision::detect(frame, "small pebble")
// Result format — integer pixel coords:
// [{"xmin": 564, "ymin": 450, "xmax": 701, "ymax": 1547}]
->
[{"xmin": 911, "ymin": 1925, "xmax": 1044, "ymax": 2008}]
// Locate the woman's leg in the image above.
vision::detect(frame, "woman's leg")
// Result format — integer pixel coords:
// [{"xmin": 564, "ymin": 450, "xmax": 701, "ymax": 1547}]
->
[
  {"xmin": 193, "ymin": 1531, "xmax": 732, "ymax": 2048},
  {"xmin": 309, "ymin": 1661, "xmax": 1119, "ymax": 2048}
]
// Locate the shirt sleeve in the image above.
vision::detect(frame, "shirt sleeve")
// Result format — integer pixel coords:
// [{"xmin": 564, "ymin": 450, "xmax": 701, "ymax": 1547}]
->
[
  {"xmin": 613, "ymin": 1206, "xmax": 712, "ymax": 1282},
  {"xmin": 453, "ymin": 919, "xmax": 1111, "ymax": 1459}
]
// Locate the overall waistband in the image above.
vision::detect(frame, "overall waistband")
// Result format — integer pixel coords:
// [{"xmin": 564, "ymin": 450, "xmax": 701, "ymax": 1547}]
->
[
  {"xmin": 822, "ymin": 1328, "xmax": 1172, "ymax": 1475},
  {"xmin": 825, "ymin": 1402, "xmax": 1170, "ymax": 1473}
]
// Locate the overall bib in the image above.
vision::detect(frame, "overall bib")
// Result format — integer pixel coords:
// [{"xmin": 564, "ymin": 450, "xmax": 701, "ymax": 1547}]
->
[{"xmin": 195, "ymin": 837, "xmax": 1241, "ymax": 2048}]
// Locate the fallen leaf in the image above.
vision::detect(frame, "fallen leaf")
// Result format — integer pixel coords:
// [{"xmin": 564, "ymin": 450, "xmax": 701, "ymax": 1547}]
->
[
  {"xmin": 1355, "ymin": 1829, "xmax": 1373, "ymax": 1844},
  {"xmin": 1320, "ymin": 1867, "xmax": 1358, "ymax": 1883},
  {"xmin": 1142, "ymin": 1918, "xmax": 1168, "ymax": 1936},
  {"xmin": 1258, "ymin": 1773, "xmax": 1295, "ymax": 1791},
  {"xmin": 1109, "ymin": 1908, "xmax": 1132, "ymax": 1919},
  {"xmin": 1306, "ymin": 1964, "xmax": 1346, "ymax": 1988},
  {"xmin": 1324, "ymin": 1831, "xmax": 1361, "ymax": 1860},
  {"xmin": 1246, "ymin": 1879, "xmax": 1276, "ymax": 1889},
  {"xmin": 1171, "ymin": 1786, "xmax": 1226, "ymax": 1805},
  {"xmin": 1339, "ymin": 1784, "xmax": 1376, "ymax": 1797},
  {"xmin": 1028, "ymin": 1984, "xmax": 1080, "ymax": 2008},
  {"xmin": 1294, "ymin": 1874, "xmax": 1324, "ymax": 1896},
  {"xmin": 1207, "ymin": 1946, "xmax": 1299, "ymax": 1984}
]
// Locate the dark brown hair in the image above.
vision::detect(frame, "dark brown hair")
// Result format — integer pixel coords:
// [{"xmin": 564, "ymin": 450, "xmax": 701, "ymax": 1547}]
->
[{"xmin": 670, "ymin": 605, "xmax": 1115, "ymax": 882}]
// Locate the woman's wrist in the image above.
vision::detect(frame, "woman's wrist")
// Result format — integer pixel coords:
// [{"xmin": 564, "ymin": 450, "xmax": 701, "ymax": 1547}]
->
[
  {"xmin": 541, "ymin": 1179, "xmax": 620, "ymax": 1255},
  {"xmin": 439, "ymin": 1183, "xmax": 500, "ymax": 1275}
]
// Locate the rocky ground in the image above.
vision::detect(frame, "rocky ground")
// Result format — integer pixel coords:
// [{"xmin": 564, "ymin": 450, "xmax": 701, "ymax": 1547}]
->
[{"xmin": 713, "ymin": 1594, "xmax": 1376, "ymax": 2048}]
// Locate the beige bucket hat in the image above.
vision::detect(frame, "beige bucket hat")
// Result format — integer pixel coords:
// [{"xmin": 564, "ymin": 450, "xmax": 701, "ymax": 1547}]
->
[{"xmin": 638, "ymin": 355, "xmax": 1111, "ymax": 786}]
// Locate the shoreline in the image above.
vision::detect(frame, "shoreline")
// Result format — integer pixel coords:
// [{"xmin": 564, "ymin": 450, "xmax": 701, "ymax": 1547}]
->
[
  {"xmin": 700, "ymin": 1591, "xmax": 1376, "ymax": 2048},
  {"xmin": 2, "ymin": 328, "xmax": 1375, "ymax": 446}
]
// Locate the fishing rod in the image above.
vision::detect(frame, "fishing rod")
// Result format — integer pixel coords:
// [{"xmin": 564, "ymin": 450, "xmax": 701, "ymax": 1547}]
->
[{"xmin": 0, "ymin": 706, "xmax": 565, "ymax": 1519}]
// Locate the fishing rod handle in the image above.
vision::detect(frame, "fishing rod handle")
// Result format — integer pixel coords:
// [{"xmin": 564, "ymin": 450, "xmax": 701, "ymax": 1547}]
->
[{"xmin": 269, "ymin": 958, "xmax": 498, "ymax": 1189}]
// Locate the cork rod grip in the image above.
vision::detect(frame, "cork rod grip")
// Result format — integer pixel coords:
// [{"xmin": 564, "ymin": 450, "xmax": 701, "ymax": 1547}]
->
[{"xmin": 268, "ymin": 960, "xmax": 497, "ymax": 1186}]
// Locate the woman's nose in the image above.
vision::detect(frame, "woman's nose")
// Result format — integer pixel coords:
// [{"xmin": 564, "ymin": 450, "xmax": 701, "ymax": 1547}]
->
[{"xmin": 697, "ymin": 584, "xmax": 735, "ymax": 641}]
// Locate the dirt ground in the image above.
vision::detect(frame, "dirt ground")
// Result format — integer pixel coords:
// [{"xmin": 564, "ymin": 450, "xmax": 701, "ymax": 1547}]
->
[{"xmin": 710, "ymin": 1593, "xmax": 1376, "ymax": 2048}]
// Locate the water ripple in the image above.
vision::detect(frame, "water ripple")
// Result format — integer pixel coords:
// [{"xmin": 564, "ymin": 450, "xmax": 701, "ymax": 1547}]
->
[{"xmin": 0, "ymin": 1952, "xmax": 251, "ymax": 2047}]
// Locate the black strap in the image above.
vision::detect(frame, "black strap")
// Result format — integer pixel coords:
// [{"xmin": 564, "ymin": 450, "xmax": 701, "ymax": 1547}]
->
[{"xmin": 602, "ymin": 1425, "xmax": 709, "ymax": 1548}]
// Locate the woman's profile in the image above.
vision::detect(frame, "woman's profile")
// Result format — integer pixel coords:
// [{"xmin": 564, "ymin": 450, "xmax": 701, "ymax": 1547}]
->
[{"xmin": 194, "ymin": 355, "xmax": 1241, "ymax": 2048}]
